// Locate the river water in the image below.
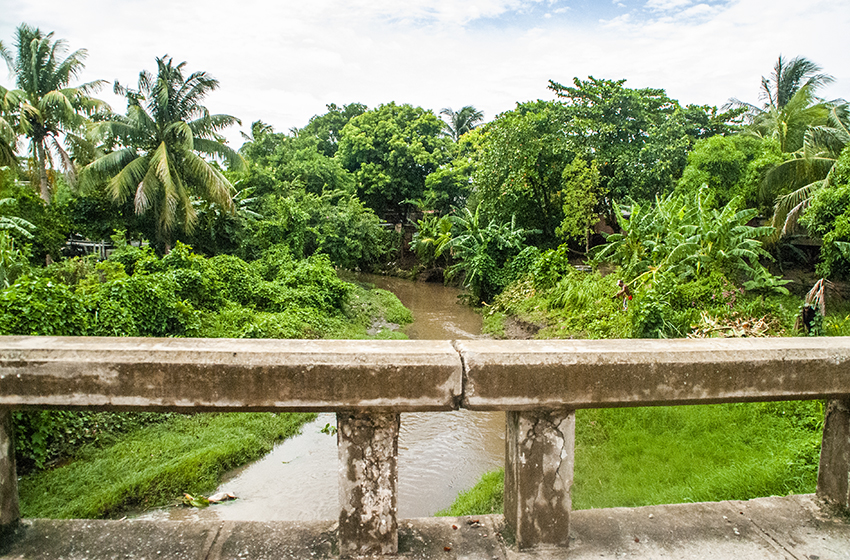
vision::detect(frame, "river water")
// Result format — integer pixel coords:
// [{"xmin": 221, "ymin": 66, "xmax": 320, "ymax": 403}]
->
[{"xmin": 141, "ymin": 274, "xmax": 505, "ymax": 521}]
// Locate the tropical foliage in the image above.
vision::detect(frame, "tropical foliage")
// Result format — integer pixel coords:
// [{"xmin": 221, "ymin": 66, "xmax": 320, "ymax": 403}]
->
[
  {"xmin": 439, "ymin": 105, "xmax": 484, "ymax": 141},
  {"xmin": 593, "ymin": 189, "xmax": 775, "ymax": 285},
  {"xmin": 82, "ymin": 57, "xmax": 243, "ymax": 251},
  {"xmin": 3, "ymin": 24, "xmax": 106, "ymax": 202}
]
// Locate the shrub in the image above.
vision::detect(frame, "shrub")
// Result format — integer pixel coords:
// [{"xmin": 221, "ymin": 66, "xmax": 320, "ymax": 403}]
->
[{"xmin": 0, "ymin": 278, "xmax": 87, "ymax": 335}]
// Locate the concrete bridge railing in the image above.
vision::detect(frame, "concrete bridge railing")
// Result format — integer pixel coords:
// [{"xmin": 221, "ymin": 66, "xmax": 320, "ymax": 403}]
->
[{"xmin": 1, "ymin": 336, "xmax": 849, "ymax": 556}]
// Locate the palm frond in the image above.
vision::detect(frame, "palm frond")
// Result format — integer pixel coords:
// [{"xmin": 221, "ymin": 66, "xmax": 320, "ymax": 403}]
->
[{"xmin": 107, "ymin": 154, "xmax": 149, "ymax": 204}]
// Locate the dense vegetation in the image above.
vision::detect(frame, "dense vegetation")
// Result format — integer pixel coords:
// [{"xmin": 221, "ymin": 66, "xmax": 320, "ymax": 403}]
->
[{"xmin": 2, "ymin": 22, "xmax": 848, "ymax": 518}]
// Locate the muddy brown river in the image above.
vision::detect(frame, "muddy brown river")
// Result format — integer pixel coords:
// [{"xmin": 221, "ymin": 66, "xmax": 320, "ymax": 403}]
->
[{"xmin": 141, "ymin": 274, "xmax": 505, "ymax": 521}]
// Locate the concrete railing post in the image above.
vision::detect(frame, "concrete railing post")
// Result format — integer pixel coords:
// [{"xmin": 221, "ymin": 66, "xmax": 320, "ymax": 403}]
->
[
  {"xmin": 505, "ymin": 408, "xmax": 575, "ymax": 549},
  {"xmin": 337, "ymin": 411, "xmax": 400, "ymax": 557},
  {"xmin": 817, "ymin": 398, "xmax": 850, "ymax": 510},
  {"xmin": 0, "ymin": 407, "xmax": 19, "ymax": 530}
]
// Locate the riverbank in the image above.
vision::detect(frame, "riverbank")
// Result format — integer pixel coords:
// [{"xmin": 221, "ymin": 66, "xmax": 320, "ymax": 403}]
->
[
  {"xmin": 19, "ymin": 412, "xmax": 316, "ymax": 518},
  {"xmin": 16, "ymin": 278, "xmax": 414, "ymax": 519},
  {"xmin": 439, "ymin": 267, "xmax": 834, "ymax": 517}
]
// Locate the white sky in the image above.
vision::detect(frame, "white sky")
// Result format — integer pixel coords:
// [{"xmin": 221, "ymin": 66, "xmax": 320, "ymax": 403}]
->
[{"xmin": 2, "ymin": 0, "xmax": 848, "ymax": 150}]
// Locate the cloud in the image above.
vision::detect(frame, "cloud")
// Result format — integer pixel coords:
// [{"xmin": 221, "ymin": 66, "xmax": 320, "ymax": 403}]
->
[
  {"xmin": 645, "ymin": 0, "xmax": 693, "ymax": 11},
  {"xmin": 1, "ymin": 0, "xmax": 847, "ymax": 150}
]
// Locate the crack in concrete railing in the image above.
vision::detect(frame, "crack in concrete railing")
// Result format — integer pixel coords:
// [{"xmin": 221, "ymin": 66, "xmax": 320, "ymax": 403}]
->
[{"xmin": 450, "ymin": 341, "xmax": 467, "ymax": 410}]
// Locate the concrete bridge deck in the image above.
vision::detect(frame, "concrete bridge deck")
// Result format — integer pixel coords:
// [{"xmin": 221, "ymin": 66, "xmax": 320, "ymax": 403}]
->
[{"xmin": 3, "ymin": 494, "xmax": 848, "ymax": 559}]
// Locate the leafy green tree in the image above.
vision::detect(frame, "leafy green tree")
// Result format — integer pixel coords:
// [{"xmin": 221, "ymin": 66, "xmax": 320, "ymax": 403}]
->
[
  {"xmin": 82, "ymin": 56, "xmax": 244, "ymax": 252},
  {"xmin": 337, "ymin": 102, "xmax": 451, "ymax": 222},
  {"xmin": 3, "ymin": 24, "xmax": 106, "ymax": 203},
  {"xmin": 799, "ymin": 145, "xmax": 850, "ymax": 278},
  {"xmin": 556, "ymin": 156, "xmax": 603, "ymax": 252},
  {"xmin": 549, "ymin": 77, "xmax": 738, "ymax": 204},
  {"xmin": 549, "ymin": 77, "xmax": 677, "ymax": 201},
  {"xmin": 472, "ymin": 101, "xmax": 572, "ymax": 243},
  {"xmin": 677, "ymin": 135, "xmax": 783, "ymax": 211},
  {"xmin": 439, "ymin": 106, "xmax": 484, "ymax": 141},
  {"xmin": 422, "ymin": 128, "xmax": 483, "ymax": 215},
  {"xmin": 239, "ymin": 123, "xmax": 355, "ymax": 197},
  {"xmin": 0, "ymin": 174, "xmax": 68, "ymax": 261},
  {"xmin": 300, "ymin": 103, "xmax": 367, "ymax": 157}
]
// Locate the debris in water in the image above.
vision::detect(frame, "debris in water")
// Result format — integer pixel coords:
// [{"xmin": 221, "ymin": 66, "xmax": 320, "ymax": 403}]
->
[
  {"xmin": 182, "ymin": 493, "xmax": 209, "ymax": 508},
  {"xmin": 183, "ymin": 491, "xmax": 237, "ymax": 508},
  {"xmin": 209, "ymin": 492, "xmax": 238, "ymax": 503}
]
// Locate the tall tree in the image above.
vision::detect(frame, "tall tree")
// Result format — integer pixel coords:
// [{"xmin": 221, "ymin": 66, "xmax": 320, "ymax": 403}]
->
[
  {"xmin": 300, "ymin": 103, "xmax": 367, "ymax": 157},
  {"xmin": 0, "ymin": 41, "xmax": 17, "ymax": 169},
  {"xmin": 4, "ymin": 24, "xmax": 106, "ymax": 202},
  {"xmin": 472, "ymin": 101, "xmax": 572, "ymax": 243},
  {"xmin": 768, "ymin": 103, "xmax": 850, "ymax": 237},
  {"xmin": 731, "ymin": 55, "xmax": 835, "ymax": 153},
  {"xmin": 337, "ymin": 102, "xmax": 450, "ymax": 222},
  {"xmin": 83, "ymin": 56, "xmax": 243, "ymax": 252},
  {"xmin": 440, "ymin": 106, "xmax": 484, "ymax": 141}
]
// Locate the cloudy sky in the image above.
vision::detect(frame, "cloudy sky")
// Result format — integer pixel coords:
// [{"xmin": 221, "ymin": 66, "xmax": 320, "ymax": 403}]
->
[{"xmin": 2, "ymin": 0, "xmax": 848, "ymax": 148}]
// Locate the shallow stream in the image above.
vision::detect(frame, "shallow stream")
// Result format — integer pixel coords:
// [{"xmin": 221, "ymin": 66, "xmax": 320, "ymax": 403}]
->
[{"xmin": 141, "ymin": 274, "xmax": 505, "ymax": 521}]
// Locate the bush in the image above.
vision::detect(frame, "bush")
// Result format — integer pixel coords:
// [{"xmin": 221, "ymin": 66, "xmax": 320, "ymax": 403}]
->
[{"xmin": 0, "ymin": 278, "xmax": 87, "ymax": 335}]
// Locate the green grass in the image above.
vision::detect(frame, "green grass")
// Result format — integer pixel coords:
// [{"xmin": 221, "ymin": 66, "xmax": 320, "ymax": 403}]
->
[
  {"xmin": 436, "ymin": 469, "xmax": 505, "ymax": 516},
  {"xmin": 439, "ymin": 401, "xmax": 823, "ymax": 516},
  {"xmin": 19, "ymin": 412, "xmax": 315, "ymax": 518}
]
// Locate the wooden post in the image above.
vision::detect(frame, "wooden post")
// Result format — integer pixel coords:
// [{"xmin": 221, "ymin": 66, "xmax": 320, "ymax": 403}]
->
[
  {"xmin": 0, "ymin": 408, "xmax": 19, "ymax": 529},
  {"xmin": 337, "ymin": 412, "xmax": 399, "ymax": 557},
  {"xmin": 817, "ymin": 398, "xmax": 850, "ymax": 510},
  {"xmin": 505, "ymin": 408, "xmax": 575, "ymax": 549}
]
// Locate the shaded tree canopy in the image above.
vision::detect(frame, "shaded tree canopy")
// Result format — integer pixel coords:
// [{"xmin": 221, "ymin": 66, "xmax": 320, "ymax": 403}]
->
[{"xmin": 336, "ymin": 102, "xmax": 451, "ymax": 222}]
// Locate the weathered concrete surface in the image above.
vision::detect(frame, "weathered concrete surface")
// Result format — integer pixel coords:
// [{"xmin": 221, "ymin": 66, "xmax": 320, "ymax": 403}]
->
[
  {"xmin": 0, "ymin": 337, "xmax": 463, "ymax": 412},
  {"xmin": 457, "ymin": 338, "xmax": 850, "ymax": 410},
  {"xmin": 338, "ymin": 412, "xmax": 400, "ymax": 556},
  {"xmin": 2, "ymin": 497, "xmax": 848, "ymax": 559},
  {"xmin": 0, "ymin": 518, "xmax": 221, "ymax": 559},
  {"xmin": 547, "ymin": 494, "xmax": 850, "ymax": 560},
  {"xmin": 819, "ymin": 398, "xmax": 850, "ymax": 509},
  {"xmin": 0, "ymin": 408, "xmax": 17, "ymax": 529},
  {"xmin": 505, "ymin": 409, "xmax": 574, "ymax": 549}
]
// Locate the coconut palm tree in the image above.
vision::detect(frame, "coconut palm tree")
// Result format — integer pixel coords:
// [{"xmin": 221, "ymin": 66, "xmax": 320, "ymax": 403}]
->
[
  {"xmin": 730, "ymin": 55, "xmax": 834, "ymax": 153},
  {"xmin": 767, "ymin": 103, "xmax": 850, "ymax": 237},
  {"xmin": 82, "ymin": 56, "xmax": 244, "ymax": 252},
  {"xmin": 440, "ymin": 106, "xmax": 484, "ymax": 141},
  {"xmin": 0, "ymin": 41, "xmax": 17, "ymax": 169},
  {"xmin": 4, "ymin": 24, "xmax": 106, "ymax": 202}
]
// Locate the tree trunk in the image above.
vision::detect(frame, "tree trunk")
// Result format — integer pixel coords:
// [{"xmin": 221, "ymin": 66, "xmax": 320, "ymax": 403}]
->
[{"xmin": 36, "ymin": 141, "xmax": 50, "ymax": 204}]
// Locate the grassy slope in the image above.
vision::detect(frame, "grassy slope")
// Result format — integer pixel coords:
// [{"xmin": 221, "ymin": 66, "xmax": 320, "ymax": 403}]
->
[
  {"xmin": 20, "ymin": 412, "xmax": 316, "ymax": 518},
  {"xmin": 439, "ymin": 401, "xmax": 822, "ymax": 516}
]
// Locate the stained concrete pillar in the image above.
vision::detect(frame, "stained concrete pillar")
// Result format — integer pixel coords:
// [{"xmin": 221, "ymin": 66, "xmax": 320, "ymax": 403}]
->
[
  {"xmin": 0, "ymin": 407, "xmax": 19, "ymax": 529},
  {"xmin": 337, "ymin": 412, "xmax": 399, "ymax": 557},
  {"xmin": 817, "ymin": 398, "xmax": 850, "ymax": 510},
  {"xmin": 505, "ymin": 408, "xmax": 575, "ymax": 549}
]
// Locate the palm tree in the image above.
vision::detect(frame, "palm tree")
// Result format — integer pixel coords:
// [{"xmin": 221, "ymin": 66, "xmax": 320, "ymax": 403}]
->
[
  {"xmin": 767, "ymin": 103, "xmax": 850, "ymax": 237},
  {"xmin": 0, "ymin": 41, "xmax": 17, "ymax": 169},
  {"xmin": 82, "ymin": 56, "xmax": 244, "ymax": 252},
  {"xmin": 440, "ymin": 106, "xmax": 484, "ymax": 141},
  {"xmin": 4, "ymin": 24, "xmax": 106, "ymax": 202},
  {"xmin": 730, "ymin": 55, "xmax": 834, "ymax": 153}
]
